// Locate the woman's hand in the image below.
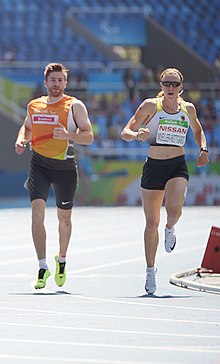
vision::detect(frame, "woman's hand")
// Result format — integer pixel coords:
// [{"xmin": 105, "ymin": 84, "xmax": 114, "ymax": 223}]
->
[
  {"xmin": 196, "ymin": 151, "xmax": 209, "ymax": 167},
  {"xmin": 137, "ymin": 127, "xmax": 151, "ymax": 142}
]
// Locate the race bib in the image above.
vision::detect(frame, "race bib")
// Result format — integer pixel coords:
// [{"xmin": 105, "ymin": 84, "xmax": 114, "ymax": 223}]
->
[{"xmin": 156, "ymin": 118, "xmax": 188, "ymax": 146}]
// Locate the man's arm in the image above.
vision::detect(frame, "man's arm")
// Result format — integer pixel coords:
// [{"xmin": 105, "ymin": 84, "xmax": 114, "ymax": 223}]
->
[
  {"xmin": 53, "ymin": 100, "xmax": 94, "ymax": 145},
  {"xmin": 15, "ymin": 119, "xmax": 32, "ymax": 155}
]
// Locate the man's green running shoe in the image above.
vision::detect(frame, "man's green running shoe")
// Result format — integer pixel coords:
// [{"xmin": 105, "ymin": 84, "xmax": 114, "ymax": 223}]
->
[
  {"xmin": 55, "ymin": 255, "xmax": 66, "ymax": 287},
  {"xmin": 35, "ymin": 269, "xmax": 51, "ymax": 289}
]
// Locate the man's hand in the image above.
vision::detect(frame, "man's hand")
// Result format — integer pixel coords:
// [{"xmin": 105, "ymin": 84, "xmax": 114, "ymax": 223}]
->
[
  {"xmin": 15, "ymin": 139, "xmax": 27, "ymax": 155},
  {"xmin": 53, "ymin": 122, "xmax": 69, "ymax": 140}
]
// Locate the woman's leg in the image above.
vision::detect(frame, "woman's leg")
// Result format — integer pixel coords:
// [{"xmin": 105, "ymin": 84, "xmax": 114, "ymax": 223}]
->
[
  {"xmin": 164, "ymin": 177, "xmax": 188, "ymax": 252},
  {"xmin": 164, "ymin": 177, "xmax": 188, "ymax": 228},
  {"xmin": 141, "ymin": 188, "xmax": 164, "ymax": 267}
]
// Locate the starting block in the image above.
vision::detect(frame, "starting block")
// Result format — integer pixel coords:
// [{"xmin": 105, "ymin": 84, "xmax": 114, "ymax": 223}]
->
[
  {"xmin": 201, "ymin": 226, "xmax": 220, "ymax": 273},
  {"xmin": 170, "ymin": 226, "xmax": 220, "ymax": 294}
]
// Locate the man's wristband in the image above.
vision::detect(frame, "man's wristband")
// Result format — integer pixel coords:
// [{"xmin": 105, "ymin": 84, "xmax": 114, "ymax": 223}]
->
[{"xmin": 200, "ymin": 147, "xmax": 208, "ymax": 153}]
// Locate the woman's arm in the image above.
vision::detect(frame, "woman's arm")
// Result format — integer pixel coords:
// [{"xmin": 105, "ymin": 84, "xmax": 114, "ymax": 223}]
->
[
  {"xmin": 186, "ymin": 102, "xmax": 209, "ymax": 167},
  {"xmin": 121, "ymin": 99, "xmax": 156, "ymax": 142}
]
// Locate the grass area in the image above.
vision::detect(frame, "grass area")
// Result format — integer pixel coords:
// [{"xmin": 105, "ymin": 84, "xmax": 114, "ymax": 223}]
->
[{"xmin": 0, "ymin": 76, "xmax": 34, "ymax": 113}]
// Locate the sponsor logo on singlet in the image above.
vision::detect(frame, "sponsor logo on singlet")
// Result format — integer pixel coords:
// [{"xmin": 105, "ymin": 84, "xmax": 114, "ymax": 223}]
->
[
  {"xmin": 156, "ymin": 118, "xmax": 188, "ymax": 146},
  {"xmin": 32, "ymin": 114, "xmax": 59, "ymax": 124}
]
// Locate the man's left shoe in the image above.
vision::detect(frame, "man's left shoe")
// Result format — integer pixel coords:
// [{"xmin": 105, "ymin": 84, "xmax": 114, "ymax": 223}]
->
[
  {"xmin": 164, "ymin": 227, "xmax": 176, "ymax": 253},
  {"xmin": 54, "ymin": 255, "xmax": 66, "ymax": 287}
]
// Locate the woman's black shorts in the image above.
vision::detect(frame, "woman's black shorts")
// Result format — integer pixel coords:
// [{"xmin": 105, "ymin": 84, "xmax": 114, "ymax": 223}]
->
[
  {"xmin": 27, "ymin": 152, "xmax": 79, "ymax": 209},
  {"xmin": 141, "ymin": 155, "xmax": 189, "ymax": 191}
]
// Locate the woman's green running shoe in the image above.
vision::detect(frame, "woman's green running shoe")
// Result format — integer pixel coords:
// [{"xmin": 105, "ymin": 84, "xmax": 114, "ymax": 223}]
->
[
  {"xmin": 55, "ymin": 255, "xmax": 66, "ymax": 287},
  {"xmin": 35, "ymin": 269, "xmax": 51, "ymax": 289}
]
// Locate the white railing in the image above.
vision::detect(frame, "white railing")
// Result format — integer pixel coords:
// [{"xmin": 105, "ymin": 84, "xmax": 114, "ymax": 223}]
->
[
  {"xmin": 78, "ymin": 146, "xmax": 220, "ymax": 161},
  {"xmin": 0, "ymin": 93, "xmax": 26, "ymax": 124}
]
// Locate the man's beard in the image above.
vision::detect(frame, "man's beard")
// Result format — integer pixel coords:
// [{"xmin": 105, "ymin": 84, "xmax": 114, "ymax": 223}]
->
[{"xmin": 48, "ymin": 87, "xmax": 63, "ymax": 98}]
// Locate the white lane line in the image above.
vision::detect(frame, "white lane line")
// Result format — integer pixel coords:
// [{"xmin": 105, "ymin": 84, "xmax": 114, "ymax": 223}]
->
[
  {"xmin": 74, "ymin": 295, "xmax": 220, "ymax": 313},
  {"xmin": 0, "ymin": 257, "xmax": 36, "ymax": 266},
  {"xmin": 0, "ymin": 305, "xmax": 219, "ymax": 326},
  {"xmin": 0, "ymin": 240, "xmax": 138, "ymax": 254},
  {"xmin": 0, "ymin": 241, "xmax": 138, "ymax": 266},
  {"xmin": 1, "ymin": 274, "xmax": 145, "ymax": 278},
  {"xmin": 0, "ymin": 241, "xmax": 205, "ymax": 267},
  {"xmin": 69, "ymin": 257, "xmax": 142, "ymax": 274},
  {"xmin": 0, "ymin": 356, "xmax": 148, "ymax": 364},
  {"xmin": 0, "ymin": 322, "xmax": 220, "ymax": 340},
  {"xmin": 68, "ymin": 247, "xmax": 205, "ymax": 274},
  {"xmin": 0, "ymin": 338, "xmax": 219, "ymax": 353}
]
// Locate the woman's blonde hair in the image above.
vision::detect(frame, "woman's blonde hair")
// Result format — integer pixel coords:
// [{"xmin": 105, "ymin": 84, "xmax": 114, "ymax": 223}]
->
[{"xmin": 157, "ymin": 67, "xmax": 184, "ymax": 99}]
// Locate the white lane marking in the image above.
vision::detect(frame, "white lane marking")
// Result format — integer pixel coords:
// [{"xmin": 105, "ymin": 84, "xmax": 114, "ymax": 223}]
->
[
  {"xmin": 0, "ymin": 257, "xmax": 36, "ymax": 266},
  {"xmin": 0, "ymin": 338, "xmax": 219, "ymax": 353},
  {"xmin": 68, "ymin": 247, "xmax": 205, "ymax": 274},
  {"xmin": 69, "ymin": 257, "xmax": 142, "ymax": 274},
  {"xmin": 0, "ymin": 240, "xmax": 138, "ymax": 255},
  {"xmin": 0, "ymin": 301, "xmax": 220, "ymax": 326},
  {"xmin": 0, "ymin": 241, "xmax": 139, "ymax": 266},
  {"xmin": 74, "ymin": 295, "xmax": 220, "ymax": 313},
  {"xmin": 0, "ymin": 305, "xmax": 219, "ymax": 326},
  {"xmin": 0, "ymin": 240, "xmax": 205, "ymax": 267},
  {"xmin": 0, "ymin": 322, "xmax": 219, "ymax": 340},
  {"xmin": 0, "ymin": 355, "xmax": 148, "ymax": 364},
  {"xmin": 0, "ymin": 274, "xmax": 144, "ymax": 278}
]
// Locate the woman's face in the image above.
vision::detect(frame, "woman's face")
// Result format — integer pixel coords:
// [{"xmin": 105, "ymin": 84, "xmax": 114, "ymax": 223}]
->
[{"xmin": 160, "ymin": 72, "xmax": 182, "ymax": 100}]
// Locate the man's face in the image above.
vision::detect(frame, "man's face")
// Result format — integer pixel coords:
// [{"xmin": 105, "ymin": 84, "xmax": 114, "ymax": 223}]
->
[{"xmin": 44, "ymin": 71, "xmax": 67, "ymax": 98}]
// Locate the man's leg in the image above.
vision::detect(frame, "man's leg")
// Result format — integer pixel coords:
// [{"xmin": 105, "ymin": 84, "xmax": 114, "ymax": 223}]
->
[
  {"xmin": 54, "ymin": 207, "xmax": 72, "ymax": 287},
  {"xmin": 32, "ymin": 199, "xmax": 47, "ymax": 259},
  {"xmin": 57, "ymin": 207, "xmax": 72, "ymax": 257},
  {"xmin": 32, "ymin": 199, "xmax": 51, "ymax": 289},
  {"xmin": 52, "ymin": 167, "xmax": 78, "ymax": 286}
]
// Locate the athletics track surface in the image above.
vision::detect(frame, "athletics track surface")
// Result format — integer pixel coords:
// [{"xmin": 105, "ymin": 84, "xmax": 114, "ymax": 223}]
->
[{"xmin": 0, "ymin": 205, "xmax": 219, "ymax": 364}]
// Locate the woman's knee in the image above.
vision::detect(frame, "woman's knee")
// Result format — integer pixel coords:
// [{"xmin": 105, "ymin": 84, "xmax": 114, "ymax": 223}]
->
[
  {"xmin": 166, "ymin": 204, "xmax": 182, "ymax": 219},
  {"xmin": 145, "ymin": 220, "xmax": 160, "ymax": 233}
]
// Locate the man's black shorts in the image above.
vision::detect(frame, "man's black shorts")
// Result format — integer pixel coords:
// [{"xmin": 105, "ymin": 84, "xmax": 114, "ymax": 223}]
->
[
  {"xmin": 141, "ymin": 155, "xmax": 189, "ymax": 191},
  {"xmin": 27, "ymin": 152, "xmax": 78, "ymax": 209}
]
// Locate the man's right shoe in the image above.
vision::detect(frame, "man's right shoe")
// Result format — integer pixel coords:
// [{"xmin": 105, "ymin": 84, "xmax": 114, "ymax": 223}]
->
[
  {"xmin": 145, "ymin": 267, "xmax": 157, "ymax": 295},
  {"xmin": 55, "ymin": 255, "xmax": 66, "ymax": 287},
  {"xmin": 35, "ymin": 269, "xmax": 51, "ymax": 289}
]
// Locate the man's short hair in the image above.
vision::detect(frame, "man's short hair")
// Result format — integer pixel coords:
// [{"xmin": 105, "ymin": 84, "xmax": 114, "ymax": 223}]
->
[{"xmin": 44, "ymin": 63, "xmax": 69, "ymax": 81}]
